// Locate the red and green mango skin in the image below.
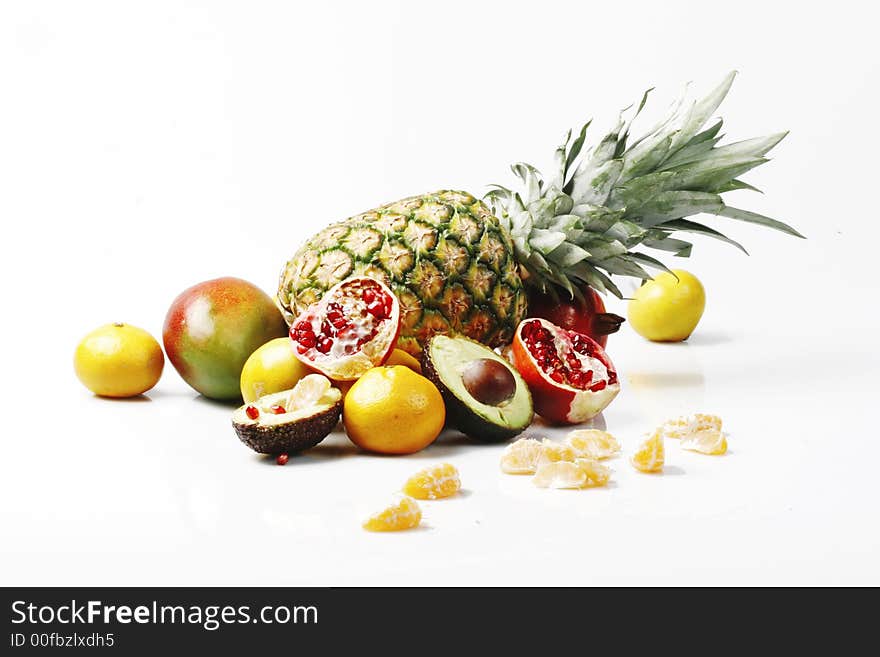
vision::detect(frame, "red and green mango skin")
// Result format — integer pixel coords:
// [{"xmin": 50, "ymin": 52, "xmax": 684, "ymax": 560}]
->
[{"xmin": 162, "ymin": 277, "xmax": 288, "ymax": 400}]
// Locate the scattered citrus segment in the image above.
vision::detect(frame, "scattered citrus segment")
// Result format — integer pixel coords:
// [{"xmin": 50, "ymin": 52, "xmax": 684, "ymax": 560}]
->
[
  {"xmin": 681, "ymin": 430, "xmax": 728, "ymax": 455},
  {"xmin": 575, "ymin": 458, "xmax": 612, "ymax": 487},
  {"xmin": 532, "ymin": 458, "xmax": 611, "ymax": 489},
  {"xmin": 532, "ymin": 461, "xmax": 585, "ymax": 489},
  {"xmin": 538, "ymin": 439, "xmax": 576, "ymax": 465},
  {"xmin": 362, "ymin": 495, "xmax": 422, "ymax": 532},
  {"xmin": 403, "ymin": 463, "xmax": 461, "ymax": 500},
  {"xmin": 500, "ymin": 438, "xmax": 544, "ymax": 474},
  {"xmin": 565, "ymin": 429, "xmax": 621, "ymax": 460},
  {"xmin": 661, "ymin": 413, "xmax": 722, "ymax": 439},
  {"xmin": 630, "ymin": 429, "xmax": 665, "ymax": 473}
]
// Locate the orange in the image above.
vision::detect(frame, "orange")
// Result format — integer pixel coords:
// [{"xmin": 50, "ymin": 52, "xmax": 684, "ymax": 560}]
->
[
  {"xmin": 385, "ymin": 348, "xmax": 422, "ymax": 374},
  {"xmin": 74, "ymin": 323, "xmax": 164, "ymax": 397},
  {"xmin": 343, "ymin": 366, "xmax": 445, "ymax": 454}
]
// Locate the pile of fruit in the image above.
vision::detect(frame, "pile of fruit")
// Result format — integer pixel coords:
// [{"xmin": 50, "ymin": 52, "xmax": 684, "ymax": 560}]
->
[{"xmin": 73, "ymin": 73, "xmax": 799, "ymax": 529}]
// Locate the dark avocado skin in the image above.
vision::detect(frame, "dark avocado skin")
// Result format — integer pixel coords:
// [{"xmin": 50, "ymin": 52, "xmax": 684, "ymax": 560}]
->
[
  {"xmin": 232, "ymin": 400, "xmax": 342, "ymax": 454},
  {"xmin": 421, "ymin": 343, "xmax": 530, "ymax": 443}
]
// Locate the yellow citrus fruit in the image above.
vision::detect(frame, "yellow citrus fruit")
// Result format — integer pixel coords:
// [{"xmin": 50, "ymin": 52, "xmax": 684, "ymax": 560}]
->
[
  {"xmin": 385, "ymin": 348, "xmax": 422, "ymax": 374},
  {"xmin": 628, "ymin": 269, "xmax": 706, "ymax": 342},
  {"xmin": 240, "ymin": 337, "xmax": 312, "ymax": 403},
  {"xmin": 343, "ymin": 366, "xmax": 445, "ymax": 454},
  {"xmin": 74, "ymin": 323, "xmax": 164, "ymax": 397}
]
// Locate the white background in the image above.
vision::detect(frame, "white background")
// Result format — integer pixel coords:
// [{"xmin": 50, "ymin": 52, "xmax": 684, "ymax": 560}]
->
[{"xmin": 2, "ymin": 1, "xmax": 878, "ymax": 585}]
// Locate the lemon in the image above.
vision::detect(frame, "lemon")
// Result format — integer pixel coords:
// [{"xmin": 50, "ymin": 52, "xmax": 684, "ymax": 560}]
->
[
  {"xmin": 240, "ymin": 337, "xmax": 311, "ymax": 403},
  {"xmin": 627, "ymin": 269, "xmax": 706, "ymax": 342},
  {"xmin": 343, "ymin": 366, "xmax": 445, "ymax": 455},
  {"xmin": 74, "ymin": 323, "xmax": 164, "ymax": 397}
]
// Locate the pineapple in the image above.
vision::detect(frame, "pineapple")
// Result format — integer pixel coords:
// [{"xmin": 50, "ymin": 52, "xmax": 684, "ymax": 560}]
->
[{"xmin": 278, "ymin": 72, "xmax": 801, "ymax": 355}]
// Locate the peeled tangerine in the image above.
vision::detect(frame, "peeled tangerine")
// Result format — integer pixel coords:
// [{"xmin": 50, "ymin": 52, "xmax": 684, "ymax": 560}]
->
[
  {"xmin": 362, "ymin": 495, "xmax": 422, "ymax": 532},
  {"xmin": 403, "ymin": 463, "xmax": 461, "ymax": 500},
  {"xmin": 661, "ymin": 413, "xmax": 727, "ymax": 455},
  {"xmin": 533, "ymin": 459, "xmax": 611, "ymax": 489},
  {"xmin": 565, "ymin": 429, "xmax": 621, "ymax": 460},
  {"xmin": 630, "ymin": 429, "xmax": 665, "ymax": 473}
]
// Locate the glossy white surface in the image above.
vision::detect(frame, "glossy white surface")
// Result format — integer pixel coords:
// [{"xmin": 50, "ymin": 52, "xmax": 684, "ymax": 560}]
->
[{"xmin": 2, "ymin": 1, "xmax": 878, "ymax": 586}]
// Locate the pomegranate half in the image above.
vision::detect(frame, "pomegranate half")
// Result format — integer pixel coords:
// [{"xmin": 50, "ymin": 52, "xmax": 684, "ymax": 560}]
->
[
  {"xmin": 512, "ymin": 318, "xmax": 620, "ymax": 424},
  {"xmin": 289, "ymin": 277, "xmax": 401, "ymax": 381}
]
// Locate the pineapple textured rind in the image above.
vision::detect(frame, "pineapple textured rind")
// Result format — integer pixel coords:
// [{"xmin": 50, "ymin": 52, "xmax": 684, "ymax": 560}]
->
[{"xmin": 279, "ymin": 191, "xmax": 526, "ymax": 355}]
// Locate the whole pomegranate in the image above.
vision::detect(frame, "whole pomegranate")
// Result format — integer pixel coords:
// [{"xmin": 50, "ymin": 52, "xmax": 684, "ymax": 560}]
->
[{"xmin": 526, "ymin": 285, "xmax": 624, "ymax": 348}]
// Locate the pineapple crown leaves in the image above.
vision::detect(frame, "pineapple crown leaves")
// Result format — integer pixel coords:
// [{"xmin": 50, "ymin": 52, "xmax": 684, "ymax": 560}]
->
[{"xmin": 485, "ymin": 71, "xmax": 804, "ymax": 299}]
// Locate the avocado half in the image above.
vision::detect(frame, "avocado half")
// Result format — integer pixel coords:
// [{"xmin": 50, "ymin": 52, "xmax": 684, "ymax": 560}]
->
[
  {"xmin": 231, "ymin": 388, "xmax": 342, "ymax": 454},
  {"xmin": 422, "ymin": 335, "xmax": 533, "ymax": 442}
]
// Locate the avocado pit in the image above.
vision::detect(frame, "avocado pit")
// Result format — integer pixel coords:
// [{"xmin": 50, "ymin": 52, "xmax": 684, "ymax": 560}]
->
[
  {"xmin": 462, "ymin": 358, "xmax": 516, "ymax": 406},
  {"xmin": 422, "ymin": 335, "xmax": 533, "ymax": 442}
]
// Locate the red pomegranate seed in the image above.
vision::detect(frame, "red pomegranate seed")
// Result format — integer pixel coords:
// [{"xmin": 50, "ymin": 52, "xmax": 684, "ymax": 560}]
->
[
  {"xmin": 549, "ymin": 369, "xmax": 565, "ymax": 383},
  {"xmin": 327, "ymin": 303, "xmax": 347, "ymax": 329},
  {"xmin": 316, "ymin": 335, "xmax": 332, "ymax": 353},
  {"xmin": 589, "ymin": 380, "xmax": 607, "ymax": 392},
  {"xmin": 362, "ymin": 286, "xmax": 376, "ymax": 304},
  {"xmin": 271, "ymin": 404, "xmax": 286, "ymax": 414},
  {"xmin": 245, "ymin": 405, "xmax": 259, "ymax": 420},
  {"xmin": 276, "ymin": 453, "xmax": 289, "ymax": 466},
  {"xmin": 366, "ymin": 299, "xmax": 387, "ymax": 319}
]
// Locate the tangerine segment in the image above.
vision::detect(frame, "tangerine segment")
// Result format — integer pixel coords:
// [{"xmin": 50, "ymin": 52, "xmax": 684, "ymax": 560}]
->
[
  {"xmin": 403, "ymin": 463, "xmax": 461, "ymax": 500},
  {"xmin": 538, "ymin": 439, "xmax": 576, "ymax": 465},
  {"xmin": 575, "ymin": 458, "xmax": 612, "ymax": 487},
  {"xmin": 630, "ymin": 429, "xmax": 665, "ymax": 473},
  {"xmin": 532, "ymin": 461, "xmax": 586, "ymax": 489},
  {"xmin": 681, "ymin": 429, "xmax": 728, "ymax": 455},
  {"xmin": 532, "ymin": 458, "xmax": 611, "ymax": 489},
  {"xmin": 500, "ymin": 438, "xmax": 544, "ymax": 474},
  {"xmin": 286, "ymin": 373, "xmax": 332, "ymax": 410},
  {"xmin": 362, "ymin": 495, "xmax": 422, "ymax": 532},
  {"xmin": 661, "ymin": 413, "xmax": 722, "ymax": 439},
  {"xmin": 565, "ymin": 429, "xmax": 621, "ymax": 460}
]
